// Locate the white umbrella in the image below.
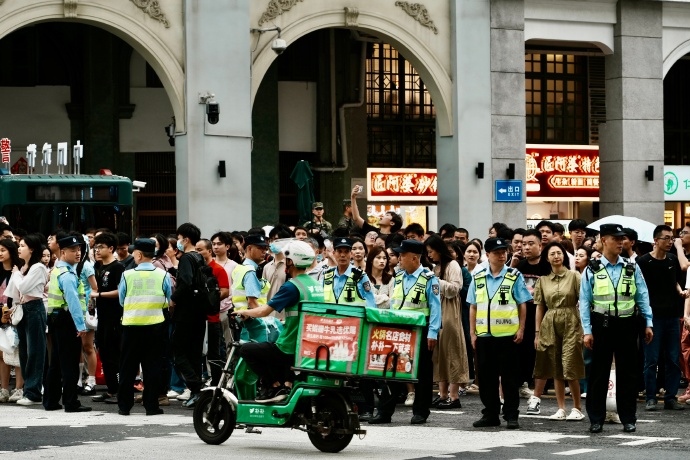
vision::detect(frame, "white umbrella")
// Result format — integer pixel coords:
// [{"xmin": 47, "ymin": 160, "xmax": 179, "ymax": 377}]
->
[{"xmin": 587, "ymin": 215, "xmax": 657, "ymax": 243}]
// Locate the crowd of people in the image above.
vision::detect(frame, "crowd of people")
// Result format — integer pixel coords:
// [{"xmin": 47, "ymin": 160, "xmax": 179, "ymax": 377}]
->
[{"xmin": 0, "ymin": 186, "xmax": 689, "ymax": 433}]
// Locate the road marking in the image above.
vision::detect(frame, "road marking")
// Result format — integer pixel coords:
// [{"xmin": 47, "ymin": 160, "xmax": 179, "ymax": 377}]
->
[
  {"xmin": 8, "ymin": 427, "xmax": 26, "ymax": 429},
  {"xmin": 606, "ymin": 435, "xmax": 680, "ymax": 446},
  {"xmin": 81, "ymin": 441, "xmax": 103, "ymax": 444},
  {"xmin": 125, "ymin": 437, "xmax": 145, "ymax": 440},
  {"xmin": 39, "ymin": 446, "xmax": 60, "ymax": 449},
  {"xmin": 467, "ymin": 450, "xmax": 492, "ymax": 453},
  {"xmin": 430, "ymin": 410, "xmax": 465, "ymax": 415},
  {"xmin": 69, "ymin": 425, "xmax": 87, "ymax": 428},
  {"xmin": 432, "ymin": 456, "xmax": 455, "ymax": 458},
  {"xmin": 553, "ymin": 448, "xmax": 600, "ymax": 456}
]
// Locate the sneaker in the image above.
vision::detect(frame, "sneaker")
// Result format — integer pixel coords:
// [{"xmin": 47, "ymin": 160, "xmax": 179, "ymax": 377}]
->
[
  {"xmin": 166, "ymin": 390, "xmax": 181, "ymax": 398},
  {"xmin": 605, "ymin": 411, "xmax": 621, "ymax": 423},
  {"xmin": 549, "ymin": 408, "xmax": 567, "ymax": 420},
  {"xmin": 566, "ymin": 408, "xmax": 585, "ymax": 421},
  {"xmin": 176, "ymin": 389, "xmax": 192, "ymax": 401},
  {"xmin": 663, "ymin": 399, "xmax": 685, "ymax": 411},
  {"xmin": 158, "ymin": 396, "xmax": 170, "ymax": 406},
  {"xmin": 473, "ymin": 415, "xmax": 501, "ymax": 428},
  {"xmin": 430, "ymin": 395, "xmax": 445, "ymax": 408},
  {"xmin": 404, "ymin": 392, "xmax": 415, "ymax": 407},
  {"xmin": 519, "ymin": 382, "xmax": 534, "ymax": 399},
  {"xmin": 645, "ymin": 399, "xmax": 657, "ymax": 411},
  {"xmin": 0, "ymin": 388, "xmax": 10, "ymax": 403},
  {"xmin": 565, "ymin": 387, "xmax": 571, "ymax": 396},
  {"xmin": 437, "ymin": 398, "xmax": 461, "ymax": 409},
  {"xmin": 8, "ymin": 388, "xmax": 23, "ymax": 403},
  {"xmin": 182, "ymin": 393, "xmax": 200, "ymax": 408},
  {"xmin": 526, "ymin": 395, "xmax": 541, "ymax": 415},
  {"xmin": 16, "ymin": 396, "xmax": 41, "ymax": 406},
  {"xmin": 81, "ymin": 384, "xmax": 96, "ymax": 396},
  {"xmin": 678, "ymin": 387, "xmax": 690, "ymax": 404},
  {"xmin": 458, "ymin": 386, "xmax": 467, "ymax": 397},
  {"xmin": 256, "ymin": 386, "xmax": 289, "ymax": 404},
  {"xmin": 466, "ymin": 384, "xmax": 480, "ymax": 395},
  {"xmin": 581, "ymin": 392, "xmax": 587, "ymax": 399}
]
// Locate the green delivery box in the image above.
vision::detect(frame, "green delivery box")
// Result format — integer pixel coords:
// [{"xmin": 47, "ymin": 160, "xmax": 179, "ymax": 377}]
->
[
  {"xmin": 295, "ymin": 302, "xmax": 366, "ymax": 374},
  {"xmin": 358, "ymin": 308, "xmax": 427, "ymax": 380}
]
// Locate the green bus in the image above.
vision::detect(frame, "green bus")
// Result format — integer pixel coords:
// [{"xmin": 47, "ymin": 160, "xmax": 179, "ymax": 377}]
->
[{"xmin": 0, "ymin": 174, "xmax": 133, "ymax": 235}]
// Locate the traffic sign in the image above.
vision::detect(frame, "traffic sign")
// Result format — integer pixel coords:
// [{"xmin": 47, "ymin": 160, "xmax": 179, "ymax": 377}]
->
[{"xmin": 495, "ymin": 180, "xmax": 523, "ymax": 202}]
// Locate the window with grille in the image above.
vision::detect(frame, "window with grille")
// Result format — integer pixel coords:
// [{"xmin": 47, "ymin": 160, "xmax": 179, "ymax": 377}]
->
[
  {"xmin": 526, "ymin": 54, "xmax": 588, "ymax": 144},
  {"xmin": 134, "ymin": 152, "xmax": 177, "ymax": 236},
  {"xmin": 366, "ymin": 43, "xmax": 436, "ymax": 168}
]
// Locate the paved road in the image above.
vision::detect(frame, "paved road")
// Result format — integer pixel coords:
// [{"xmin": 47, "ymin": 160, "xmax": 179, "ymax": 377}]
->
[{"xmin": 0, "ymin": 390, "xmax": 687, "ymax": 459}]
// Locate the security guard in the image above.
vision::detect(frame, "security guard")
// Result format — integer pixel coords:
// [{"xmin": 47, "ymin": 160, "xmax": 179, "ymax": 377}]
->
[
  {"xmin": 231, "ymin": 235, "xmax": 272, "ymax": 342},
  {"xmin": 369, "ymin": 239, "xmax": 441, "ymax": 425},
  {"xmin": 43, "ymin": 236, "xmax": 91, "ymax": 412},
  {"xmin": 580, "ymin": 223, "xmax": 653, "ymax": 434},
  {"xmin": 304, "ymin": 201, "xmax": 333, "ymax": 238},
  {"xmin": 116, "ymin": 238, "xmax": 172, "ymax": 416},
  {"xmin": 468, "ymin": 237, "xmax": 532, "ymax": 430},
  {"xmin": 322, "ymin": 238, "xmax": 376, "ymax": 308}
]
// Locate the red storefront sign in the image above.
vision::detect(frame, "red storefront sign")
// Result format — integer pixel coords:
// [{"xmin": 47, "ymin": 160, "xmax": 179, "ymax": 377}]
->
[
  {"xmin": 526, "ymin": 144, "xmax": 599, "ymax": 200},
  {"xmin": 366, "ymin": 326, "xmax": 418, "ymax": 375},
  {"xmin": 0, "ymin": 138, "xmax": 10, "ymax": 163},
  {"xmin": 367, "ymin": 168, "xmax": 437, "ymax": 202}
]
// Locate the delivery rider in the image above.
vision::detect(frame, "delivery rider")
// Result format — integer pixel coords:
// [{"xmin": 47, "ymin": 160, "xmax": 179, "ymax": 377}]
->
[{"xmin": 322, "ymin": 238, "xmax": 376, "ymax": 308}]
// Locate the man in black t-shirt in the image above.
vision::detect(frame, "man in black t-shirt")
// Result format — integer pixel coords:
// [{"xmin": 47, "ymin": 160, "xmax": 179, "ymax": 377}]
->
[
  {"xmin": 90, "ymin": 232, "xmax": 125, "ymax": 403},
  {"xmin": 637, "ymin": 225, "xmax": 688, "ymax": 411}
]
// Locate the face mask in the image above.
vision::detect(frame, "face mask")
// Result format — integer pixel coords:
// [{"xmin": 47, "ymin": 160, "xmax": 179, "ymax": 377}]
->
[
  {"xmin": 269, "ymin": 243, "xmax": 281, "ymax": 255},
  {"xmin": 316, "ymin": 254, "xmax": 323, "ymax": 263},
  {"xmin": 176, "ymin": 239, "xmax": 185, "ymax": 252}
]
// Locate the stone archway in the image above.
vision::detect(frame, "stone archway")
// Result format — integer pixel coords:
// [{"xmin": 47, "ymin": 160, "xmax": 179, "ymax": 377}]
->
[
  {"xmin": 0, "ymin": 0, "xmax": 185, "ymax": 131},
  {"xmin": 664, "ymin": 38, "xmax": 690, "ymax": 78},
  {"xmin": 250, "ymin": 8, "xmax": 453, "ymax": 137}
]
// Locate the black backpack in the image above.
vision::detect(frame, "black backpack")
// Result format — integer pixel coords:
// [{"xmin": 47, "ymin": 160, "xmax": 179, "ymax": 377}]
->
[{"xmin": 191, "ymin": 253, "xmax": 221, "ymax": 316}]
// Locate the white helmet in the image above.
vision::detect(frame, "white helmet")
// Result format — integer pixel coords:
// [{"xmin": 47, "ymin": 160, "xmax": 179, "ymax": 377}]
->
[{"xmin": 282, "ymin": 240, "xmax": 315, "ymax": 268}]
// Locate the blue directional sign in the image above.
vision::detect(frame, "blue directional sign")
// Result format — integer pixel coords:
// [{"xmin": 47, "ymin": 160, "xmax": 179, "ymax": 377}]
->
[{"xmin": 495, "ymin": 180, "xmax": 523, "ymax": 202}]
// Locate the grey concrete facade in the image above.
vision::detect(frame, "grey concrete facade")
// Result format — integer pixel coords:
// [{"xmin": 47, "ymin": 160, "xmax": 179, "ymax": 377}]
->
[{"xmin": 599, "ymin": 0, "xmax": 665, "ymax": 222}]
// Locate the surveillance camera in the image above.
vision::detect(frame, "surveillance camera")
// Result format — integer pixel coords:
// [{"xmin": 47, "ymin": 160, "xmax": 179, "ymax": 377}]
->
[
  {"xmin": 132, "ymin": 180, "xmax": 147, "ymax": 189},
  {"xmin": 272, "ymin": 38, "xmax": 287, "ymax": 55},
  {"xmin": 206, "ymin": 102, "xmax": 220, "ymax": 125}
]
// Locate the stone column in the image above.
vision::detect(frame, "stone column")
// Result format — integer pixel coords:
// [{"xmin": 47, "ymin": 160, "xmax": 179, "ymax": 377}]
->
[
  {"xmin": 490, "ymin": 0, "xmax": 526, "ymax": 230},
  {"xmin": 599, "ymin": 0, "xmax": 664, "ymax": 221},
  {"xmin": 175, "ymin": 0, "xmax": 253, "ymax": 234}
]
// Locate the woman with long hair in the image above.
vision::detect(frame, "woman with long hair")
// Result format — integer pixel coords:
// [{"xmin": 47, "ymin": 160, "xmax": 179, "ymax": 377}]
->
[
  {"xmin": 6, "ymin": 234, "xmax": 49, "ymax": 405},
  {"xmin": 574, "ymin": 246, "xmax": 594, "ymax": 274},
  {"xmin": 425, "ymin": 235, "xmax": 469, "ymax": 409},
  {"xmin": 533, "ymin": 241, "xmax": 585, "ymax": 421},
  {"xmin": 448, "ymin": 240, "xmax": 476, "ymax": 389},
  {"xmin": 351, "ymin": 237, "xmax": 367, "ymax": 270},
  {"xmin": 365, "ymin": 246, "xmax": 393, "ymax": 309},
  {"xmin": 386, "ymin": 246, "xmax": 399, "ymax": 275},
  {"xmin": 464, "ymin": 240, "xmax": 483, "ymax": 275},
  {"xmin": 0, "ymin": 239, "xmax": 24, "ymax": 403}
]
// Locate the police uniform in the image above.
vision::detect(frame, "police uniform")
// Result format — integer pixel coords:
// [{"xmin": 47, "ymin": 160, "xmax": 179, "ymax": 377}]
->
[
  {"xmin": 116, "ymin": 238, "xmax": 172, "ymax": 415},
  {"xmin": 467, "ymin": 238, "xmax": 533, "ymax": 426},
  {"xmin": 370, "ymin": 239, "xmax": 441, "ymax": 425},
  {"xmin": 322, "ymin": 238, "xmax": 376, "ymax": 308},
  {"xmin": 44, "ymin": 236, "xmax": 91, "ymax": 412},
  {"xmin": 579, "ymin": 224, "xmax": 652, "ymax": 431}
]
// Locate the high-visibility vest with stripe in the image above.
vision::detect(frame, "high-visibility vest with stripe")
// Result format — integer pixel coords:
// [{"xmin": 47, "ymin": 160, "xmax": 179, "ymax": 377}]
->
[
  {"xmin": 591, "ymin": 262, "xmax": 637, "ymax": 318},
  {"xmin": 122, "ymin": 268, "xmax": 167, "ymax": 326},
  {"xmin": 474, "ymin": 268, "xmax": 520, "ymax": 337},
  {"xmin": 231, "ymin": 263, "xmax": 270, "ymax": 311},
  {"xmin": 275, "ymin": 274, "xmax": 325, "ymax": 355},
  {"xmin": 47, "ymin": 265, "xmax": 86, "ymax": 314},
  {"xmin": 322, "ymin": 267, "xmax": 366, "ymax": 306},
  {"xmin": 390, "ymin": 269, "xmax": 433, "ymax": 317}
]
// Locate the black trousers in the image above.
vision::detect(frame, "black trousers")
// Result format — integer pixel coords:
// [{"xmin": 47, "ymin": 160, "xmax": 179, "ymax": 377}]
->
[
  {"xmin": 118, "ymin": 323, "xmax": 165, "ymax": 412},
  {"xmin": 43, "ymin": 310, "xmax": 83, "ymax": 411},
  {"xmin": 476, "ymin": 335, "xmax": 520, "ymax": 421},
  {"xmin": 377, "ymin": 326, "xmax": 433, "ymax": 419},
  {"xmin": 517, "ymin": 302, "xmax": 537, "ymax": 387},
  {"xmin": 95, "ymin": 317, "xmax": 122, "ymax": 395},
  {"xmin": 586, "ymin": 314, "xmax": 639, "ymax": 425},
  {"xmin": 172, "ymin": 317, "xmax": 206, "ymax": 393},
  {"xmin": 239, "ymin": 342, "xmax": 294, "ymax": 386}
]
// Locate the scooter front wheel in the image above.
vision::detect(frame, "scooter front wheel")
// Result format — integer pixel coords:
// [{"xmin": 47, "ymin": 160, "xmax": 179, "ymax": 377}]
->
[{"xmin": 193, "ymin": 392, "xmax": 236, "ymax": 445}]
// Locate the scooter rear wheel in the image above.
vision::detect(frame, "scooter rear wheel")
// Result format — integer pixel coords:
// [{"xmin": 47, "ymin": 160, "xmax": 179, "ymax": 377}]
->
[
  {"xmin": 193, "ymin": 392, "xmax": 235, "ymax": 445},
  {"xmin": 307, "ymin": 394, "xmax": 354, "ymax": 453}
]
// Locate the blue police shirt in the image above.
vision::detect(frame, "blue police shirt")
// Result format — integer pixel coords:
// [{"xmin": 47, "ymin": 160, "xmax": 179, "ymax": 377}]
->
[
  {"xmin": 466, "ymin": 265, "xmax": 533, "ymax": 308},
  {"xmin": 399, "ymin": 265, "xmax": 442, "ymax": 340},
  {"xmin": 241, "ymin": 259, "xmax": 263, "ymax": 299},
  {"xmin": 579, "ymin": 255, "xmax": 652, "ymax": 335},
  {"xmin": 55, "ymin": 260, "xmax": 87, "ymax": 332},
  {"xmin": 330, "ymin": 264, "xmax": 377, "ymax": 308},
  {"xmin": 118, "ymin": 262, "xmax": 173, "ymax": 306}
]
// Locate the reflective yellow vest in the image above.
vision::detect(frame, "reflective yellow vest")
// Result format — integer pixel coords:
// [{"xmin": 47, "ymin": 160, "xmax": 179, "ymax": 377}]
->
[
  {"xmin": 591, "ymin": 261, "xmax": 637, "ymax": 318},
  {"xmin": 474, "ymin": 268, "xmax": 520, "ymax": 337},
  {"xmin": 390, "ymin": 269, "xmax": 432, "ymax": 317},
  {"xmin": 47, "ymin": 265, "xmax": 86, "ymax": 314},
  {"xmin": 231, "ymin": 263, "xmax": 270, "ymax": 311},
  {"xmin": 122, "ymin": 268, "xmax": 167, "ymax": 326},
  {"xmin": 323, "ymin": 267, "xmax": 366, "ymax": 306}
]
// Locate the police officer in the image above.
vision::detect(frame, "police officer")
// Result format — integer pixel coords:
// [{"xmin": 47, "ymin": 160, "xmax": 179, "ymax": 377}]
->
[
  {"xmin": 44, "ymin": 236, "xmax": 91, "ymax": 412},
  {"xmin": 231, "ymin": 235, "xmax": 272, "ymax": 342},
  {"xmin": 468, "ymin": 237, "xmax": 532, "ymax": 429},
  {"xmin": 369, "ymin": 239, "xmax": 441, "ymax": 425},
  {"xmin": 322, "ymin": 238, "xmax": 376, "ymax": 308},
  {"xmin": 580, "ymin": 223, "xmax": 653, "ymax": 434},
  {"xmin": 117, "ymin": 238, "xmax": 172, "ymax": 416}
]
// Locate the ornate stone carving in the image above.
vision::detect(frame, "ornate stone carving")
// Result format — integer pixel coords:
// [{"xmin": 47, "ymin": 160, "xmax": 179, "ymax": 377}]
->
[
  {"xmin": 394, "ymin": 1, "xmax": 438, "ymax": 34},
  {"xmin": 64, "ymin": 0, "xmax": 78, "ymax": 18},
  {"xmin": 130, "ymin": 0, "xmax": 170, "ymax": 28},
  {"xmin": 258, "ymin": 0, "xmax": 304, "ymax": 26},
  {"xmin": 344, "ymin": 7, "xmax": 359, "ymax": 27}
]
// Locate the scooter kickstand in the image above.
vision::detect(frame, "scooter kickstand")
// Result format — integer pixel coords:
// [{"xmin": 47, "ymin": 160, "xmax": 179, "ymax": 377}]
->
[{"xmin": 245, "ymin": 426, "xmax": 262, "ymax": 434}]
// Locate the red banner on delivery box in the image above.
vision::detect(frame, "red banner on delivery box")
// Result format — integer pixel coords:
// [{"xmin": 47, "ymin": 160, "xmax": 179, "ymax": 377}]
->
[
  {"xmin": 299, "ymin": 315, "xmax": 361, "ymax": 363},
  {"xmin": 366, "ymin": 326, "xmax": 418, "ymax": 375}
]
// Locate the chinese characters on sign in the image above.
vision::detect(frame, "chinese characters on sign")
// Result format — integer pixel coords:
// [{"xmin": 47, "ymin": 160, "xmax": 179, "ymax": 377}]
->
[
  {"xmin": 367, "ymin": 168, "xmax": 437, "ymax": 202},
  {"xmin": 366, "ymin": 326, "xmax": 418, "ymax": 376},
  {"xmin": 526, "ymin": 144, "xmax": 599, "ymax": 199},
  {"xmin": 297, "ymin": 315, "xmax": 361, "ymax": 364},
  {"xmin": 1, "ymin": 138, "xmax": 11, "ymax": 164}
]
